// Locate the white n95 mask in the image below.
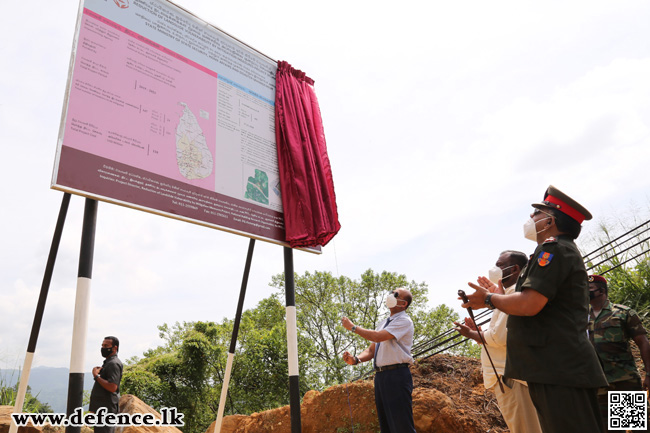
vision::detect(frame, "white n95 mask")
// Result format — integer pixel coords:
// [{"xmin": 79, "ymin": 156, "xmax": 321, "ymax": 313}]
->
[
  {"xmin": 523, "ymin": 217, "xmax": 551, "ymax": 242},
  {"xmin": 385, "ymin": 292, "xmax": 398, "ymax": 309},
  {"xmin": 488, "ymin": 266, "xmax": 503, "ymax": 284},
  {"xmin": 488, "ymin": 264, "xmax": 515, "ymax": 284}
]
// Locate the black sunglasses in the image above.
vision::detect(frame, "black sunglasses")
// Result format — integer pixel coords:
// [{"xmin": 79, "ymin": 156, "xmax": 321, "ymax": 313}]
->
[{"xmin": 533, "ymin": 209, "xmax": 553, "ymax": 217}]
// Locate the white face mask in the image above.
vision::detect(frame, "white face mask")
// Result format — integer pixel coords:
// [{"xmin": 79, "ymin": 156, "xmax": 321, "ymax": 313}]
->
[
  {"xmin": 523, "ymin": 216, "xmax": 551, "ymax": 242},
  {"xmin": 385, "ymin": 292, "xmax": 398, "ymax": 309},
  {"xmin": 488, "ymin": 265, "xmax": 515, "ymax": 284}
]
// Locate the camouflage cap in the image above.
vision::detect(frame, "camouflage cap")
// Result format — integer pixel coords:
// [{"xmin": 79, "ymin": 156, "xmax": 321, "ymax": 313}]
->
[{"xmin": 532, "ymin": 185, "xmax": 592, "ymax": 224}]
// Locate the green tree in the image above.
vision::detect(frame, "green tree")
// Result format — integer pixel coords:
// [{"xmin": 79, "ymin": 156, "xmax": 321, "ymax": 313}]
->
[
  {"xmin": 411, "ymin": 303, "xmax": 481, "ymax": 359},
  {"xmin": 122, "ymin": 321, "xmax": 223, "ymax": 433},
  {"xmin": 227, "ymin": 296, "xmax": 317, "ymax": 413},
  {"xmin": 584, "ymin": 214, "xmax": 650, "ymax": 323}
]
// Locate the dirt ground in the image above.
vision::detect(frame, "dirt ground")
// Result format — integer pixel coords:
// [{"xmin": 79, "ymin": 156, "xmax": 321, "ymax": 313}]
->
[
  {"xmin": 210, "ymin": 352, "xmax": 509, "ymax": 433},
  {"xmin": 412, "ymin": 353, "xmax": 508, "ymax": 433}
]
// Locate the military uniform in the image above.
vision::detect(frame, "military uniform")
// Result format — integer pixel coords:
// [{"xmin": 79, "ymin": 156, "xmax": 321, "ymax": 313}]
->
[
  {"xmin": 506, "ymin": 235, "xmax": 608, "ymax": 432},
  {"xmin": 589, "ymin": 300, "xmax": 648, "ymax": 432},
  {"xmin": 590, "ymin": 300, "xmax": 647, "ymax": 384}
]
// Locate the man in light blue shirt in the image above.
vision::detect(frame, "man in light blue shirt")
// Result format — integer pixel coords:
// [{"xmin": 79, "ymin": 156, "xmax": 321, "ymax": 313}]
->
[{"xmin": 342, "ymin": 288, "xmax": 416, "ymax": 433}]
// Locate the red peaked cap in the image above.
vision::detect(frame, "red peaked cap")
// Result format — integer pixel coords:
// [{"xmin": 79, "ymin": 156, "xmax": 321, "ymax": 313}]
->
[
  {"xmin": 532, "ymin": 185, "xmax": 592, "ymax": 224},
  {"xmin": 588, "ymin": 275, "xmax": 607, "ymax": 285}
]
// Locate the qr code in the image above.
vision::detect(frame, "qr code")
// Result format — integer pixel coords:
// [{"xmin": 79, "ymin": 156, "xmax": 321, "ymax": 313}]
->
[{"xmin": 609, "ymin": 391, "xmax": 648, "ymax": 430}]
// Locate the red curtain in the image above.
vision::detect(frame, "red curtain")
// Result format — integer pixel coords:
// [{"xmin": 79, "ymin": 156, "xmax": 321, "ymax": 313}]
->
[{"xmin": 275, "ymin": 61, "xmax": 341, "ymax": 248}]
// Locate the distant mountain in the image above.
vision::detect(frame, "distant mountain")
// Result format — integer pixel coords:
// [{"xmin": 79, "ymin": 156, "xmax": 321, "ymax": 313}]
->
[{"xmin": 0, "ymin": 366, "xmax": 94, "ymax": 413}]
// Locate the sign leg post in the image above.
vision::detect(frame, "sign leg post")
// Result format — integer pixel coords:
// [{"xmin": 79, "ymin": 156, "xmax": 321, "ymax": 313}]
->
[
  {"xmin": 214, "ymin": 239, "xmax": 255, "ymax": 433},
  {"xmin": 284, "ymin": 247, "xmax": 302, "ymax": 433},
  {"xmin": 66, "ymin": 198, "xmax": 98, "ymax": 433},
  {"xmin": 10, "ymin": 193, "xmax": 71, "ymax": 433}
]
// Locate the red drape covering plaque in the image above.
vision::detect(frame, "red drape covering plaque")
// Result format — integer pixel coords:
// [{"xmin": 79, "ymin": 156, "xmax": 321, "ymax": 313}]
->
[{"xmin": 275, "ymin": 61, "xmax": 340, "ymax": 248}]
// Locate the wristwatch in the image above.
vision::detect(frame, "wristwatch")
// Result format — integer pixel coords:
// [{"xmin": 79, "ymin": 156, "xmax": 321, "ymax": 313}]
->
[
  {"xmin": 354, "ymin": 356, "xmax": 360, "ymax": 365},
  {"xmin": 351, "ymin": 325, "xmax": 357, "ymax": 332},
  {"xmin": 485, "ymin": 293, "xmax": 496, "ymax": 310},
  {"xmin": 94, "ymin": 375, "xmax": 99, "ymax": 381}
]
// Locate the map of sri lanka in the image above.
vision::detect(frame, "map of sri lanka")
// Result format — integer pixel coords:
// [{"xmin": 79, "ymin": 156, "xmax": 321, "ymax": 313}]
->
[
  {"xmin": 175, "ymin": 102, "xmax": 213, "ymax": 180},
  {"xmin": 245, "ymin": 169, "xmax": 269, "ymax": 205}
]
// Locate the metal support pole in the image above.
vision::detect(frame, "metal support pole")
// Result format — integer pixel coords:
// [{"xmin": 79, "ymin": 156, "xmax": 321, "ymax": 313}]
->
[
  {"xmin": 66, "ymin": 198, "xmax": 98, "ymax": 433},
  {"xmin": 284, "ymin": 246, "xmax": 301, "ymax": 433},
  {"xmin": 214, "ymin": 239, "xmax": 255, "ymax": 433},
  {"xmin": 10, "ymin": 193, "xmax": 71, "ymax": 433}
]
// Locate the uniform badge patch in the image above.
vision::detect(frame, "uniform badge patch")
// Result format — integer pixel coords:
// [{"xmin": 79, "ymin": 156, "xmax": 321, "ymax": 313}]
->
[{"xmin": 538, "ymin": 251, "xmax": 554, "ymax": 267}]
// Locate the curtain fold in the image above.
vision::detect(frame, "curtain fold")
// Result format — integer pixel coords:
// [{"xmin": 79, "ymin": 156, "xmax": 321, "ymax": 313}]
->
[{"xmin": 275, "ymin": 61, "xmax": 340, "ymax": 248}]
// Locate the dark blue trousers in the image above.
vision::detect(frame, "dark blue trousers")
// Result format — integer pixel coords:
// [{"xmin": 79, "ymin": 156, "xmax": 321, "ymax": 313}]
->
[{"xmin": 374, "ymin": 367, "xmax": 416, "ymax": 433}]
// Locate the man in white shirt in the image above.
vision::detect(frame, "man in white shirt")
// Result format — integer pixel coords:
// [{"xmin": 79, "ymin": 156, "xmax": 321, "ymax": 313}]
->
[
  {"xmin": 341, "ymin": 287, "xmax": 416, "ymax": 433},
  {"xmin": 455, "ymin": 251, "xmax": 542, "ymax": 433}
]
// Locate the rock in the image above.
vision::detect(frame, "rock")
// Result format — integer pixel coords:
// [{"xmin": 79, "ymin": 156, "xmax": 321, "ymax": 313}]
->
[
  {"xmin": 40, "ymin": 424, "xmax": 92, "ymax": 433},
  {"xmin": 204, "ymin": 415, "xmax": 248, "ymax": 433},
  {"xmin": 0, "ymin": 406, "xmax": 41, "ymax": 433},
  {"xmin": 117, "ymin": 395, "xmax": 183, "ymax": 433}
]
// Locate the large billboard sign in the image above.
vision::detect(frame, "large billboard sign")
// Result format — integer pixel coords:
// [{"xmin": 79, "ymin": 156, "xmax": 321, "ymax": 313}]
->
[{"xmin": 52, "ymin": 0, "xmax": 299, "ymax": 248}]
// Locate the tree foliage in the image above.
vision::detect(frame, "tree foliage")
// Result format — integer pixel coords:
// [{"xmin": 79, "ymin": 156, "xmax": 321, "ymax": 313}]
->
[
  {"xmin": 584, "ymin": 212, "xmax": 650, "ymax": 324},
  {"xmin": 0, "ymin": 380, "xmax": 52, "ymax": 413},
  {"xmin": 121, "ymin": 321, "xmax": 219, "ymax": 433}
]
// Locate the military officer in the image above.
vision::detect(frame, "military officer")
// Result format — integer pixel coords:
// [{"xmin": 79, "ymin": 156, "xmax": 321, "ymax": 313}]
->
[
  {"xmin": 589, "ymin": 274, "xmax": 650, "ymax": 432},
  {"xmin": 462, "ymin": 185, "xmax": 608, "ymax": 433}
]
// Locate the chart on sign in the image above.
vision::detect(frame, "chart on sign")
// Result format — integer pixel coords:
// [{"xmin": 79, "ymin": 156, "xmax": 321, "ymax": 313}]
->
[{"xmin": 52, "ymin": 0, "xmax": 293, "ymax": 246}]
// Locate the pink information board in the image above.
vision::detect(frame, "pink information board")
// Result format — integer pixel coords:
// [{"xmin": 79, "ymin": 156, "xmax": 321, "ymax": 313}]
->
[{"xmin": 52, "ymin": 0, "xmax": 303, "ymax": 249}]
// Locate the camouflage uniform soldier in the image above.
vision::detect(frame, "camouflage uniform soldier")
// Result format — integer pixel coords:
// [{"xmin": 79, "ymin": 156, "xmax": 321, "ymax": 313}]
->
[{"xmin": 588, "ymin": 274, "xmax": 650, "ymax": 432}]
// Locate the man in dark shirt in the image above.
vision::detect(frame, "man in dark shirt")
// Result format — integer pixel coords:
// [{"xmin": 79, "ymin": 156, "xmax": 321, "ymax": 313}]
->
[{"xmin": 89, "ymin": 336, "xmax": 123, "ymax": 433}]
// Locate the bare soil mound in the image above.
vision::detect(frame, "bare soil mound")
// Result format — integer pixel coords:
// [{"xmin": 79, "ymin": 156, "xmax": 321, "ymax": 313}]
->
[{"xmin": 208, "ymin": 353, "xmax": 508, "ymax": 433}]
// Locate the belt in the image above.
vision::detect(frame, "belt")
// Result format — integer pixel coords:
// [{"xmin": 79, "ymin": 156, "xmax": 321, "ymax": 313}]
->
[{"xmin": 375, "ymin": 363, "xmax": 410, "ymax": 372}]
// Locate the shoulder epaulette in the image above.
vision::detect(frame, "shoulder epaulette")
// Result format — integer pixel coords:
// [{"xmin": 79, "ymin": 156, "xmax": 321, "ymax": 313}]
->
[
  {"xmin": 612, "ymin": 303, "xmax": 632, "ymax": 312},
  {"xmin": 543, "ymin": 236, "xmax": 558, "ymax": 244}
]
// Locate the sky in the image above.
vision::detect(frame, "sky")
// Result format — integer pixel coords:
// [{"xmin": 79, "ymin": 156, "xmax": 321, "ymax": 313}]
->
[{"xmin": 1, "ymin": 0, "xmax": 650, "ymax": 375}]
